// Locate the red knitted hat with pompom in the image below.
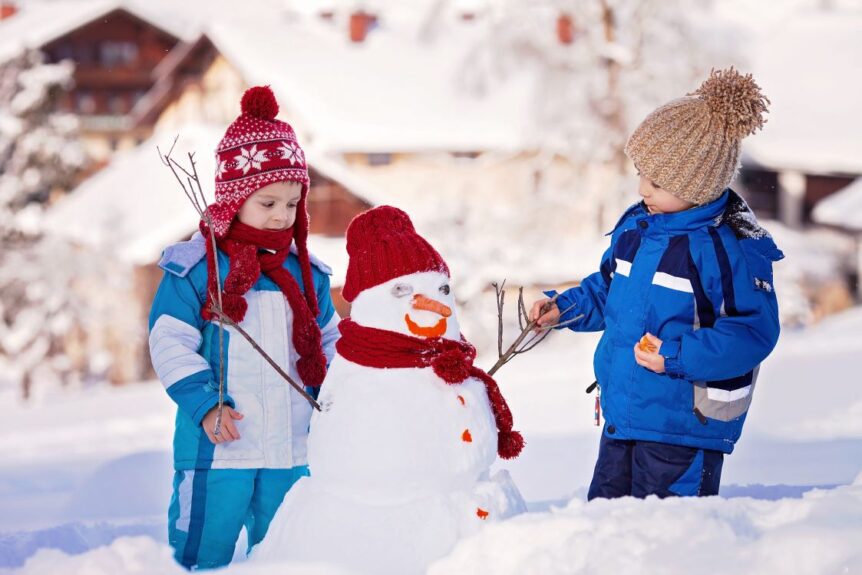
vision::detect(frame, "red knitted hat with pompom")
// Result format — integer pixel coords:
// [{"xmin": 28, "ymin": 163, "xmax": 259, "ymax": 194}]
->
[
  {"xmin": 342, "ymin": 206, "xmax": 449, "ymax": 302},
  {"xmin": 206, "ymin": 85, "xmax": 309, "ymax": 237}
]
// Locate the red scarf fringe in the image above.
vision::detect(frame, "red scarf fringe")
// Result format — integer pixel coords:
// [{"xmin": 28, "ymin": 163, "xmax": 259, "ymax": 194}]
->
[{"xmin": 336, "ymin": 319, "xmax": 524, "ymax": 459}]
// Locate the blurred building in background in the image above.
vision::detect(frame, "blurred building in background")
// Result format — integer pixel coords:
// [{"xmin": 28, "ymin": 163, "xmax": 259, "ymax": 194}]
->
[{"xmin": 1, "ymin": 0, "xmax": 860, "ymax": 393}]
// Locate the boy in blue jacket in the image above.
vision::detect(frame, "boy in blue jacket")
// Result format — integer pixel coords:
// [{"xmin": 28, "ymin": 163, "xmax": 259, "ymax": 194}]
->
[
  {"xmin": 149, "ymin": 86, "xmax": 339, "ymax": 568},
  {"xmin": 530, "ymin": 68, "xmax": 782, "ymax": 499}
]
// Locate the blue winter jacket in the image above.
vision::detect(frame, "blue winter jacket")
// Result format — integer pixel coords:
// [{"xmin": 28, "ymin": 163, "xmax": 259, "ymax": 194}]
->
[
  {"xmin": 549, "ymin": 190, "xmax": 783, "ymax": 453},
  {"xmin": 148, "ymin": 233, "xmax": 339, "ymax": 470}
]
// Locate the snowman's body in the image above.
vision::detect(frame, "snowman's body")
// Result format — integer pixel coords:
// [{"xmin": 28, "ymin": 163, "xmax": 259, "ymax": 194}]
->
[
  {"xmin": 253, "ymin": 257, "xmax": 525, "ymax": 574},
  {"xmin": 308, "ymin": 355, "xmax": 499, "ymax": 502}
]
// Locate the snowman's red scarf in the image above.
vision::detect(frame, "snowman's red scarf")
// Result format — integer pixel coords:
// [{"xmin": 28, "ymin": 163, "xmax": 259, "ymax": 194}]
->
[
  {"xmin": 336, "ymin": 318, "xmax": 524, "ymax": 459},
  {"xmin": 200, "ymin": 220, "xmax": 326, "ymax": 388}
]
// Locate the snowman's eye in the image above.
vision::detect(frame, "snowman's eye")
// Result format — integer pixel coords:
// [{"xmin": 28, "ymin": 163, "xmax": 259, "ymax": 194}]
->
[
  {"xmin": 439, "ymin": 284, "xmax": 450, "ymax": 296},
  {"xmin": 391, "ymin": 283, "xmax": 413, "ymax": 298}
]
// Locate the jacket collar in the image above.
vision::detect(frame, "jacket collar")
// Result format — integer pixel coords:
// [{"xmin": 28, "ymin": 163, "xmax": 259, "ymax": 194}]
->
[{"xmin": 635, "ymin": 189, "xmax": 729, "ymax": 235}]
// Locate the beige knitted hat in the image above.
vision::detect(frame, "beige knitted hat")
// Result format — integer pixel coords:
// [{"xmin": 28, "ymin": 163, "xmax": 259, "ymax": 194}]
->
[{"xmin": 624, "ymin": 67, "xmax": 770, "ymax": 205}]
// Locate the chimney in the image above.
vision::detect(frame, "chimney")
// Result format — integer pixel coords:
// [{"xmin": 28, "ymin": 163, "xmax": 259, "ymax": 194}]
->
[
  {"xmin": 0, "ymin": 1, "xmax": 18, "ymax": 20},
  {"xmin": 349, "ymin": 10, "xmax": 373, "ymax": 43},
  {"xmin": 556, "ymin": 13, "xmax": 576, "ymax": 45}
]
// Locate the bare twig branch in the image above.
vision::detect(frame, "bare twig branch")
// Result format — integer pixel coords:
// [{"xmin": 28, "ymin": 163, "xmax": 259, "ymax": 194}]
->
[
  {"xmin": 516, "ymin": 328, "xmax": 552, "ymax": 353},
  {"xmin": 534, "ymin": 303, "xmax": 582, "ymax": 332},
  {"xmin": 210, "ymin": 308, "xmax": 321, "ymax": 411},
  {"xmin": 537, "ymin": 313, "xmax": 583, "ymax": 331},
  {"xmin": 517, "ymin": 287, "xmax": 527, "ymax": 331},
  {"xmin": 493, "ymin": 281, "xmax": 506, "ymax": 359},
  {"xmin": 487, "ymin": 287, "xmax": 563, "ymax": 376},
  {"xmin": 487, "ymin": 283, "xmax": 587, "ymax": 377}
]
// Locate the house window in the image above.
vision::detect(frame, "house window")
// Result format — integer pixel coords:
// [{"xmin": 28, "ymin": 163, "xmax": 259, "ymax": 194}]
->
[
  {"xmin": 107, "ymin": 91, "xmax": 126, "ymax": 114},
  {"xmin": 368, "ymin": 153, "xmax": 392, "ymax": 166},
  {"xmin": 76, "ymin": 90, "xmax": 97, "ymax": 114},
  {"xmin": 54, "ymin": 42, "xmax": 74, "ymax": 61},
  {"xmin": 76, "ymin": 43, "xmax": 94, "ymax": 64},
  {"xmin": 99, "ymin": 41, "xmax": 138, "ymax": 67},
  {"xmin": 451, "ymin": 151, "xmax": 481, "ymax": 160}
]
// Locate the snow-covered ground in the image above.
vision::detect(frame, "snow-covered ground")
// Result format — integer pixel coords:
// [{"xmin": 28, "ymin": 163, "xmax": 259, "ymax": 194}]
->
[{"xmin": 1, "ymin": 305, "xmax": 861, "ymax": 573}]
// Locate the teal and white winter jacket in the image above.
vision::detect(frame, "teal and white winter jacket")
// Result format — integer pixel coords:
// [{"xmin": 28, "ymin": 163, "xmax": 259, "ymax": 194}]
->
[
  {"xmin": 549, "ymin": 190, "xmax": 783, "ymax": 453},
  {"xmin": 148, "ymin": 233, "xmax": 339, "ymax": 470}
]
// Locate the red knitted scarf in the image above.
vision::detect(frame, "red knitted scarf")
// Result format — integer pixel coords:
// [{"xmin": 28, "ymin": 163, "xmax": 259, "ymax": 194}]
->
[
  {"xmin": 200, "ymin": 220, "xmax": 326, "ymax": 388},
  {"xmin": 335, "ymin": 318, "xmax": 524, "ymax": 459}
]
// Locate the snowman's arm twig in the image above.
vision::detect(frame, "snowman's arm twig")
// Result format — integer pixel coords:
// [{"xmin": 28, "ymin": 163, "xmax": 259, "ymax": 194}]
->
[
  {"xmin": 487, "ymin": 291, "xmax": 560, "ymax": 376},
  {"xmin": 209, "ymin": 308, "xmax": 322, "ymax": 411},
  {"xmin": 493, "ymin": 280, "xmax": 506, "ymax": 359},
  {"xmin": 515, "ymin": 328, "xmax": 551, "ymax": 353},
  {"xmin": 517, "ymin": 287, "xmax": 527, "ymax": 331}
]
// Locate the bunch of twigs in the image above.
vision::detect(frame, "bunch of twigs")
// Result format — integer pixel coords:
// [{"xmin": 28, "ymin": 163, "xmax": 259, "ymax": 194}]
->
[
  {"xmin": 158, "ymin": 137, "xmax": 320, "ymax": 437},
  {"xmin": 487, "ymin": 281, "xmax": 582, "ymax": 376}
]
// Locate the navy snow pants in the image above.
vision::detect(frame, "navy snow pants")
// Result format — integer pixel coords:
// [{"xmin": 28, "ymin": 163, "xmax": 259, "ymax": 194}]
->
[{"xmin": 587, "ymin": 433, "xmax": 724, "ymax": 500}]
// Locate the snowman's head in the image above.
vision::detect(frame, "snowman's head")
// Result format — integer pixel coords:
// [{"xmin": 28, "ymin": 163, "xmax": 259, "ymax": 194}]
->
[
  {"xmin": 350, "ymin": 270, "xmax": 461, "ymax": 339},
  {"xmin": 342, "ymin": 206, "xmax": 460, "ymax": 339}
]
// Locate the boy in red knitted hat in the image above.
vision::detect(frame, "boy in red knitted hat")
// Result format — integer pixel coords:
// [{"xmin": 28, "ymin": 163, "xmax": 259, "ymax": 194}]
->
[{"xmin": 148, "ymin": 86, "xmax": 339, "ymax": 569}]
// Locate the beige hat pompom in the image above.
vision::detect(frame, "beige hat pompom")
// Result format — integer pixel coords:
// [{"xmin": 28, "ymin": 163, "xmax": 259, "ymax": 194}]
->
[{"xmin": 691, "ymin": 67, "xmax": 770, "ymax": 139}]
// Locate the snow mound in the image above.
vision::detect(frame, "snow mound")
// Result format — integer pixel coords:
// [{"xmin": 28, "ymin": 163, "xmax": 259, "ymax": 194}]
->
[
  {"xmin": 12, "ymin": 536, "xmax": 180, "ymax": 575},
  {"xmin": 429, "ymin": 482, "xmax": 862, "ymax": 575}
]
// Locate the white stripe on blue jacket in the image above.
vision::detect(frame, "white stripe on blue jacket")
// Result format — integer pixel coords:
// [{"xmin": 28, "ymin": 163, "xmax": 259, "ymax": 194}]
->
[
  {"xmin": 548, "ymin": 190, "xmax": 783, "ymax": 453},
  {"xmin": 149, "ymin": 233, "xmax": 339, "ymax": 470}
]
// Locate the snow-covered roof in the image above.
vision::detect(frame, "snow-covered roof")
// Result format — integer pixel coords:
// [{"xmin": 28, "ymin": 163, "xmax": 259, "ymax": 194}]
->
[
  {"xmin": 812, "ymin": 178, "xmax": 862, "ymax": 231},
  {"xmin": 43, "ymin": 123, "xmax": 373, "ymax": 274},
  {"xmin": 204, "ymin": 12, "xmax": 536, "ymax": 154},
  {"xmin": 744, "ymin": 8, "xmax": 862, "ymax": 175},
  {"xmin": 42, "ymin": 124, "xmax": 221, "ymax": 265},
  {"xmin": 0, "ymin": 1, "xmax": 192, "ymax": 64},
  {"xmin": 306, "ymin": 234, "xmax": 348, "ymax": 287}
]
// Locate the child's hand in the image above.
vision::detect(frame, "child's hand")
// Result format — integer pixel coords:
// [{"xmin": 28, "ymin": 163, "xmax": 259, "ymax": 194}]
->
[
  {"xmin": 633, "ymin": 333, "xmax": 665, "ymax": 373},
  {"xmin": 202, "ymin": 405, "xmax": 244, "ymax": 444},
  {"xmin": 529, "ymin": 298, "xmax": 560, "ymax": 332}
]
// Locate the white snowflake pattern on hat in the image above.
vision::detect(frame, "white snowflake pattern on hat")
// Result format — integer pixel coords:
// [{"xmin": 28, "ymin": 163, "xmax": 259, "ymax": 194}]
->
[
  {"xmin": 279, "ymin": 141, "xmax": 304, "ymax": 166},
  {"xmin": 235, "ymin": 145, "xmax": 267, "ymax": 174},
  {"xmin": 216, "ymin": 159, "xmax": 230, "ymax": 178}
]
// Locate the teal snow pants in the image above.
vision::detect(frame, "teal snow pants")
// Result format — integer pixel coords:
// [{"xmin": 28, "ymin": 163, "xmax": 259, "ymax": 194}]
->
[{"xmin": 168, "ymin": 466, "xmax": 309, "ymax": 569}]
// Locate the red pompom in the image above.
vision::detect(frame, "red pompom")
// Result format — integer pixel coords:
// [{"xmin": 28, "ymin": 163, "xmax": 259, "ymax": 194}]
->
[
  {"xmin": 298, "ymin": 353, "xmax": 327, "ymax": 388},
  {"xmin": 221, "ymin": 293, "xmax": 248, "ymax": 323},
  {"xmin": 431, "ymin": 349, "xmax": 471, "ymax": 384},
  {"xmin": 497, "ymin": 430, "xmax": 525, "ymax": 460},
  {"xmin": 241, "ymin": 86, "xmax": 279, "ymax": 120}
]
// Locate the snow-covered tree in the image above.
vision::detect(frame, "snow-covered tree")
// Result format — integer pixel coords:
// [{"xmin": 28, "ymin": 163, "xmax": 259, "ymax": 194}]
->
[
  {"xmin": 410, "ymin": 1, "xmax": 741, "ymax": 349},
  {"xmin": 0, "ymin": 49, "xmax": 94, "ymax": 399},
  {"xmin": 463, "ymin": 0, "xmax": 739, "ymax": 226},
  {"xmin": 0, "ymin": 49, "xmax": 85, "ymax": 217}
]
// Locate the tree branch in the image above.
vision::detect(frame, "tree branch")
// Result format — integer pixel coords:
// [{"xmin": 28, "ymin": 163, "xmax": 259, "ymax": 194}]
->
[
  {"xmin": 487, "ymin": 285, "xmax": 581, "ymax": 377},
  {"xmin": 209, "ymin": 308, "xmax": 321, "ymax": 411}
]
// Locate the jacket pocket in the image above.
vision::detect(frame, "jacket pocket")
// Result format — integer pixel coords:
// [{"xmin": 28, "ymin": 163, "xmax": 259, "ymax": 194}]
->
[{"xmin": 691, "ymin": 366, "xmax": 759, "ymax": 424}]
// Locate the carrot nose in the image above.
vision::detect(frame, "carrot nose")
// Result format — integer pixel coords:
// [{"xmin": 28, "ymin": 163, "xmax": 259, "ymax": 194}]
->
[{"xmin": 412, "ymin": 294, "xmax": 452, "ymax": 317}]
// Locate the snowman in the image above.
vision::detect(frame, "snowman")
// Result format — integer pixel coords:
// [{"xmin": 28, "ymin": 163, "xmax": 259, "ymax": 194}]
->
[{"xmin": 253, "ymin": 206, "xmax": 525, "ymax": 574}]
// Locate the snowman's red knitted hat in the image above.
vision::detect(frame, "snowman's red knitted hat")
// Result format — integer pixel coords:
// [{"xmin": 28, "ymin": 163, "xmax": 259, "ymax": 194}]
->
[
  {"xmin": 342, "ymin": 206, "xmax": 449, "ymax": 302},
  {"xmin": 205, "ymin": 85, "xmax": 309, "ymax": 237}
]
